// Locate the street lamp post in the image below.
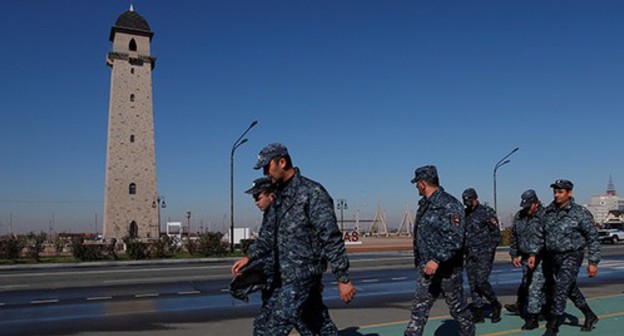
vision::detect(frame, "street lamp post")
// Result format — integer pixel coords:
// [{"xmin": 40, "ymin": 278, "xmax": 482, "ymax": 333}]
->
[
  {"xmin": 493, "ymin": 147, "xmax": 519, "ymax": 219},
  {"xmin": 230, "ymin": 120, "xmax": 258, "ymax": 253},
  {"xmin": 336, "ymin": 199, "xmax": 348, "ymax": 232},
  {"xmin": 186, "ymin": 211, "xmax": 191, "ymax": 238},
  {"xmin": 152, "ymin": 195, "xmax": 166, "ymax": 236}
]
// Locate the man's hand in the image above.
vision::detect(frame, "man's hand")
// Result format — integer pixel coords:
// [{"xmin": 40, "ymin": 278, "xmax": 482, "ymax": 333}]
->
[
  {"xmin": 425, "ymin": 260, "xmax": 439, "ymax": 275},
  {"xmin": 231, "ymin": 256, "xmax": 250, "ymax": 276},
  {"xmin": 512, "ymin": 257, "xmax": 522, "ymax": 268},
  {"xmin": 527, "ymin": 256, "xmax": 536, "ymax": 270},
  {"xmin": 587, "ymin": 264, "xmax": 598, "ymax": 278},
  {"xmin": 338, "ymin": 281, "xmax": 356, "ymax": 303}
]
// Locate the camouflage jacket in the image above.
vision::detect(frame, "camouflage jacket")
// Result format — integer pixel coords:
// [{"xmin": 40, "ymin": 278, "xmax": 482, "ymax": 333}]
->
[
  {"xmin": 510, "ymin": 205, "xmax": 544, "ymax": 258},
  {"xmin": 413, "ymin": 188, "xmax": 466, "ymax": 267},
  {"xmin": 541, "ymin": 198, "xmax": 601, "ymax": 265},
  {"xmin": 465, "ymin": 203, "xmax": 501, "ymax": 252},
  {"xmin": 246, "ymin": 169, "xmax": 350, "ymax": 283}
]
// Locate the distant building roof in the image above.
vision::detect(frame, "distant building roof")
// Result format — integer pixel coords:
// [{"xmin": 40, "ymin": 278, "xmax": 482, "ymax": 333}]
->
[{"xmin": 109, "ymin": 9, "xmax": 154, "ymax": 42}]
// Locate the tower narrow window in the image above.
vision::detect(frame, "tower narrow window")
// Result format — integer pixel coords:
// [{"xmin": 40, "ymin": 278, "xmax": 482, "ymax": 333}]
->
[
  {"xmin": 130, "ymin": 94, "xmax": 135, "ymax": 102},
  {"xmin": 129, "ymin": 221, "xmax": 138, "ymax": 238},
  {"xmin": 129, "ymin": 39, "xmax": 137, "ymax": 51},
  {"xmin": 131, "ymin": 68, "xmax": 135, "ymax": 74},
  {"xmin": 130, "ymin": 134, "xmax": 135, "ymax": 143},
  {"xmin": 129, "ymin": 183, "xmax": 137, "ymax": 195}
]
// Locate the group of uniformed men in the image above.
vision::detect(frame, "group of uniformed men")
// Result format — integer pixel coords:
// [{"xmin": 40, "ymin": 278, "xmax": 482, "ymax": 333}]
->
[{"xmin": 231, "ymin": 144, "xmax": 600, "ymax": 336}]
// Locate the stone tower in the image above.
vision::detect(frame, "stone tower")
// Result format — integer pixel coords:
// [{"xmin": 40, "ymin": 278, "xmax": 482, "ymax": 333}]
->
[{"xmin": 103, "ymin": 7, "xmax": 159, "ymax": 240}]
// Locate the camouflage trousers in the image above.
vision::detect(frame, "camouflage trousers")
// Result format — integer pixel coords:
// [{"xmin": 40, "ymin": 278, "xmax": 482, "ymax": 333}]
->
[
  {"xmin": 544, "ymin": 250, "xmax": 587, "ymax": 316},
  {"xmin": 465, "ymin": 249, "xmax": 497, "ymax": 309},
  {"xmin": 519, "ymin": 255, "xmax": 546, "ymax": 315},
  {"xmin": 254, "ymin": 275, "xmax": 338, "ymax": 336},
  {"xmin": 405, "ymin": 264, "xmax": 475, "ymax": 336}
]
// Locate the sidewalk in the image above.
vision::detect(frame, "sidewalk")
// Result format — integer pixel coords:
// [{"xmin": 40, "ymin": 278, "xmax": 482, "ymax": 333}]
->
[{"xmin": 347, "ymin": 236, "xmax": 513, "ymax": 263}]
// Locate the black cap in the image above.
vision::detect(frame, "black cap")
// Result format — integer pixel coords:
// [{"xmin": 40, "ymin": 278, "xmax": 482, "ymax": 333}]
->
[
  {"xmin": 462, "ymin": 188, "xmax": 478, "ymax": 206},
  {"xmin": 244, "ymin": 177, "xmax": 274, "ymax": 195},
  {"xmin": 550, "ymin": 179, "xmax": 574, "ymax": 190},
  {"xmin": 410, "ymin": 165, "xmax": 438, "ymax": 184},
  {"xmin": 229, "ymin": 262, "xmax": 267, "ymax": 302},
  {"xmin": 520, "ymin": 189, "xmax": 538, "ymax": 208},
  {"xmin": 254, "ymin": 143, "xmax": 289, "ymax": 170}
]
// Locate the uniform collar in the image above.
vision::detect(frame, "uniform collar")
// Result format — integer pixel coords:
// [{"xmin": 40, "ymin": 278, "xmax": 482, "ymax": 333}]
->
[
  {"xmin": 548, "ymin": 197, "xmax": 575, "ymax": 212},
  {"xmin": 277, "ymin": 167, "xmax": 300, "ymax": 198},
  {"xmin": 426, "ymin": 187, "xmax": 444, "ymax": 204}
]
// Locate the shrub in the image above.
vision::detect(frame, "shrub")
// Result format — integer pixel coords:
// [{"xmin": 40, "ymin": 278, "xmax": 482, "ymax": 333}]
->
[
  {"xmin": 0, "ymin": 235, "xmax": 24, "ymax": 260},
  {"xmin": 106, "ymin": 238, "xmax": 118, "ymax": 260},
  {"xmin": 151, "ymin": 235, "xmax": 181, "ymax": 258},
  {"xmin": 71, "ymin": 237, "xmax": 105, "ymax": 261},
  {"xmin": 499, "ymin": 227, "xmax": 512, "ymax": 247},
  {"xmin": 185, "ymin": 237, "xmax": 198, "ymax": 255},
  {"xmin": 124, "ymin": 237, "xmax": 149, "ymax": 260},
  {"xmin": 26, "ymin": 231, "xmax": 47, "ymax": 261},
  {"xmin": 52, "ymin": 234, "xmax": 66, "ymax": 256},
  {"xmin": 196, "ymin": 232, "xmax": 228, "ymax": 257},
  {"xmin": 240, "ymin": 239, "xmax": 255, "ymax": 254}
]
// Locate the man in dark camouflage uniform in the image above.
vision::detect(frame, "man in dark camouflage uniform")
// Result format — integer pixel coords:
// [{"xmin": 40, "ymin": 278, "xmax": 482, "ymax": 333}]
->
[
  {"xmin": 539, "ymin": 179, "xmax": 600, "ymax": 336},
  {"xmin": 244, "ymin": 178, "xmax": 277, "ymax": 305},
  {"xmin": 507, "ymin": 189, "xmax": 547, "ymax": 330},
  {"xmin": 232, "ymin": 143, "xmax": 355, "ymax": 336},
  {"xmin": 405, "ymin": 165, "xmax": 474, "ymax": 336},
  {"xmin": 462, "ymin": 188, "xmax": 502, "ymax": 324}
]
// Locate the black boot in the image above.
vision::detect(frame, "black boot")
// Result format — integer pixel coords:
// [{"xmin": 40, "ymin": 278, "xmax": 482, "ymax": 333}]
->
[
  {"xmin": 522, "ymin": 314, "xmax": 539, "ymax": 330},
  {"xmin": 504, "ymin": 302, "xmax": 520, "ymax": 314},
  {"xmin": 472, "ymin": 307, "xmax": 485, "ymax": 323},
  {"xmin": 542, "ymin": 315, "xmax": 563, "ymax": 336},
  {"xmin": 491, "ymin": 300, "xmax": 502, "ymax": 323},
  {"xmin": 579, "ymin": 304, "xmax": 598, "ymax": 331}
]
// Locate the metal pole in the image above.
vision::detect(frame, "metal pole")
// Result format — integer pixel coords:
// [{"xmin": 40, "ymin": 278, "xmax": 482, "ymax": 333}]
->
[
  {"xmin": 492, "ymin": 147, "xmax": 519, "ymax": 221},
  {"xmin": 337, "ymin": 199, "xmax": 347, "ymax": 232},
  {"xmin": 186, "ymin": 211, "xmax": 191, "ymax": 237},
  {"xmin": 230, "ymin": 120, "xmax": 258, "ymax": 253}
]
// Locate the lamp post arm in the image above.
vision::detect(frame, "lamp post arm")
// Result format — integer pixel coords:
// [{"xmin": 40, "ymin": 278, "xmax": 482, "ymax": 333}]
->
[{"xmin": 229, "ymin": 121, "xmax": 258, "ymax": 253}]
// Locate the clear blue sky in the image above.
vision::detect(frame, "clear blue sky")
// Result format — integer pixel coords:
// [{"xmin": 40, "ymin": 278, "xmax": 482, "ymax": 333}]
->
[{"xmin": 1, "ymin": 1, "xmax": 622, "ymax": 234}]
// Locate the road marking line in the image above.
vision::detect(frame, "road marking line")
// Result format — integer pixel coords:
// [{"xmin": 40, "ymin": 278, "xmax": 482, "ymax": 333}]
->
[
  {"xmin": 134, "ymin": 293, "xmax": 159, "ymax": 298},
  {"xmin": 86, "ymin": 296, "xmax": 112, "ymax": 301},
  {"xmin": 0, "ymin": 265, "xmax": 237, "ymax": 278},
  {"xmin": 362, "ymin": 279, "xmax": 379, "ymax": 283},
  {"xmin": 392, "ymin": 277, "xmax": 407, "ymax": 281},
  {"xmin": 104, "ymin": 274, "xmax": 217, "ymax": 284},
  {"xmin": 178, "ymin": 291, "xmax": 201, "ymax": 295},
  {"xmin": 0, "ymin": 284, "xmax": 30, "ymax": 289},
  {"xmin": 31, "ymin": 299, "xmax": 59, "ymax": 304},
  {"xmin": 221, "ymin": 288, "xmax": 230, "ymax": 292}
]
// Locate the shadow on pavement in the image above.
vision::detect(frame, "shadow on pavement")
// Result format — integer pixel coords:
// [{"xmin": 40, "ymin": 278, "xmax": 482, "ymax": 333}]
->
[{"xmin": 339, "ymin": 326, "xmax": 380, "ymax": 336}]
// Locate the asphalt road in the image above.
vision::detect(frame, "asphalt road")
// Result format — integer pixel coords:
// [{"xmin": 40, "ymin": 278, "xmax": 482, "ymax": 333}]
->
[{"xmin": 1, "ymin": 245, "xmax": 623, "ymax": 336}]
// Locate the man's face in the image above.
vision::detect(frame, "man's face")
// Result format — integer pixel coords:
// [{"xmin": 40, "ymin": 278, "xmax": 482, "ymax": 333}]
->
[
  {"xmin": 263, "ymin": 158, "xmax": 285, "ymax": 183},
  {"xmin": 255, "ymin": 192, "xmax": 273, "ymax": 212},
  {"xmin": 528, "ymin": 202, "xmax": 538, "ymax": 215},
  {"xmin": 553, "ymin": 188, "xmax": 572, "ymax": 206},
  {"xmin": 463, "ymin": 198, "xmax": 477, "ymax": 210},
  {"xmin": 416, "ymin": 180, "xmax": 426, "ymax": 196}
]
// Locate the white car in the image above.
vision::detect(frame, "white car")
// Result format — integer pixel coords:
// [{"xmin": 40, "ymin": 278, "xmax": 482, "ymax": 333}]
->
[{"xmin": 598, "ymin": 222, "xmax": 624, "ymax": 244}]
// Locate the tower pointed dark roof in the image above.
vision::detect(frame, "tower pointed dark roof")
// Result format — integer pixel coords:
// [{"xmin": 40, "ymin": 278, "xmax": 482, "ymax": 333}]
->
[
  {"xmin": 607, "ymin": 175, "xmax": 617, "ymax": 196},
  {"xmin": 109, "ymin": 8, "xmax": 154, "ymax": 42}
]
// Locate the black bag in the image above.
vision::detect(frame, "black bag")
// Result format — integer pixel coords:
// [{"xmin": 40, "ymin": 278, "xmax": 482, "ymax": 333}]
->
[{"xmin": 229, "ymin": 261, "xmax": 267, "ymax": 302}]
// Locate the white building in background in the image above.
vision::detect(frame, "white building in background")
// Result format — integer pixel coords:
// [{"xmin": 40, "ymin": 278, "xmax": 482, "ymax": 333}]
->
[{"xmin": 586, "ymin": 176, "xmax": 624, "ymax": 224}]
